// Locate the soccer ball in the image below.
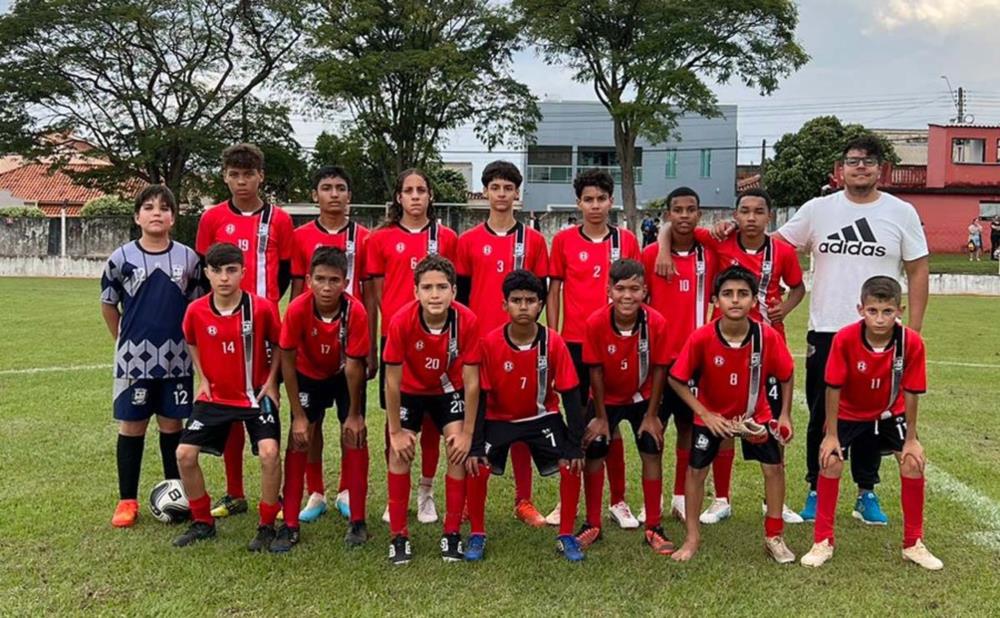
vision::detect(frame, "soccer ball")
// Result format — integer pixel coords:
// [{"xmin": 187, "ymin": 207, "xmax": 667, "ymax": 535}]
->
[{"xmin": 149, "ymin": 479, "xmax": 190, "ymax": 523}]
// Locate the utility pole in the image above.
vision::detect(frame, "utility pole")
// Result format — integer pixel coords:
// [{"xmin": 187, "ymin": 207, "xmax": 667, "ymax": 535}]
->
[
  {"xmin": 957, "ymin": 87, "xmax": 965, "ymax": 124},
  {"xmin": 760, "ymin": 139, "xmax": 767, "ymax": 175}
]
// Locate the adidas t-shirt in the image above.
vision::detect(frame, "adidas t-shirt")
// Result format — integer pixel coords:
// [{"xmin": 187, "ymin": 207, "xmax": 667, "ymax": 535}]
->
[{"xmin": 778, "ymin": 191, "xmax": 928, "ymax": 333}]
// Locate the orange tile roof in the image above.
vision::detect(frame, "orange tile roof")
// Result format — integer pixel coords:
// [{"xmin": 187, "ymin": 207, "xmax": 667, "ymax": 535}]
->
[{"xmin": 0, "ymin": 163, "xmax": 109, "ymax": 206}]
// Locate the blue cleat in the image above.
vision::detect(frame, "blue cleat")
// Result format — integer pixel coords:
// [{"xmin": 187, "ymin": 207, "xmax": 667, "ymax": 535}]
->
[
  {"xmin": 464, "ymin": 534, "xmax": 486, "ymax": 562},
  {"xmin": 799, "ymin": 491, "xmax": 818, "ymax": 522},
  {"xmin": 853, "ymin": 491, "xmax": 888, "ymax": 526},
  {"xmin": 335, "ymin": 490, "xmax": 351, "ymax": 519},
  {"xmin": 557, "ymin": 534, "xmax": 585, "ymax": 562},
  {"xmin": 299, "ymin": 493, "xmax": 329, "ymax": 523}
]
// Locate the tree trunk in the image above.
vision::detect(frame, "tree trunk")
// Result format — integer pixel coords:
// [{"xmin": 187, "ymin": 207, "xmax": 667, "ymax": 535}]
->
[{"xmin": 613, "ymin": 122, "xmax": 639, "ymax": 234}]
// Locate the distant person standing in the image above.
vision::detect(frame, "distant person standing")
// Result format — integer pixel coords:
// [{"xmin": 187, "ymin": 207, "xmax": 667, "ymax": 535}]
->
[
  {"xmin": 561, "ymin": 216, "xmax": 578, "ymax": 231},
  {"xmin": 990, "ymin": 215, "xmax": 1000, "ymax": 260},
  {"xmin": 967, "ymin": 218, "xmax": 983, "ymax": 262}
]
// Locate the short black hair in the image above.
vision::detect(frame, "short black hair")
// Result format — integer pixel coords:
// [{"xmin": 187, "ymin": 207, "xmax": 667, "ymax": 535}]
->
[
  {"xmin": 609, "ymin": 259, "xmax": 645, "ymax": 284},
  {"xmin": 482, "ymin": 160, "xmax": 523, "ymax": 189},
  {"xmin": 310, "ymin": 246, "xmax": 348, "ymax": 276},
  {"xmin": 666, "ymin": 186, "xmax": 700, "ymax": 208},
  {"xmin": 735, "ymin": 188, "xmax": 771, "ymax": 210},
  {"xmin": 860, "ymin": 276, "xmax": 902, "ymax": 306},
  {"xmin": 713, "ymin": 265, "xmax": 758, "ymax": 297},
  {"xmin": 842, "ymin": 134, "xmax": 885, "ymax": 162},
  {"xmin": 573, "ymin": 168, "xmax": 614, "ymax": 199},
  {"xmin": 133, "ymin": 184, "xmax": 178, "ymax": 216},
  {"xmin": 414, "ymin": 254, "xmax": 456, "ymax": 286},
  {"xmin": 205, "ymin": 242, "xmax": 244, "ymax": 268},
  {"xmin": 221, "ymin": 143, "xmax": 264, "ymax": 171},
  {"xmin": 502, "ymin": 269, "xmax": 547, "ymax": 301},
  {"xmin": 312, "ymin": 165, "xmax": 352, "ymax": 192}
]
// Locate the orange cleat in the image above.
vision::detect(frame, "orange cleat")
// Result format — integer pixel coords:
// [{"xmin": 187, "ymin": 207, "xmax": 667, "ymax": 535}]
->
[
  {"xmin": 514, "ymin": 499, "xmax": 546, "ymax": 527},
  {"xmin": 112, "ymin": 499, "xmax": 140, "ymax": 528},
  {"xmin": 644, "ymin": 526, "xmax": 676, "ymax": 555}
]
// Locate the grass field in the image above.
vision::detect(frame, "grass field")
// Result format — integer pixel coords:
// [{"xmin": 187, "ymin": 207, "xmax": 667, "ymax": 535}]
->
[{"xmin": 2, "ymin": 277, "xmax": 999, "ymax": 616}]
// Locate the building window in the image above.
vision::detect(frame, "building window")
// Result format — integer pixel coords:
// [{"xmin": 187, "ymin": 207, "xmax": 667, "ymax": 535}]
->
[
  {"xmin": 665, "ymin": 150, "xmax": 678, "ymax": 178},
  {"xmin": 699, "ymin": 149, "xmax": 712, "ymax": 178},
  {"xmin": 577, "ymin": 147, "xmax": 643, "ymax": 184},
  {"xmin": 527, "ymin": 146, "xmax": 573, "ymax": 183},
  {"xmin": 952, "ymin": 138, "xmax": 985, "ymax": 164}
]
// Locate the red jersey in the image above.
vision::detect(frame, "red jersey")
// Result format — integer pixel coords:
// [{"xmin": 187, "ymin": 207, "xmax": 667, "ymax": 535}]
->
[
  {"xmin": 182, "ymin": 293, "xmax": 281, "ymax": 409},
  {"xmin": 291, "ymin": 219, "xmax": 370, "ymax": 297},
  {"xmin": 195, "ymin": 201, "xmax": 294, "ymax": 302},
  {"xmin": 825, "ymin": 321, "xmax": 927, "ymax": 422},
  {"xmin": 670, "ymin": 319, "xmax": 794, "ymax": 424},
  {"xmin": 382, "ymin": 300, "xmax": 479, "ymax": 396},
  {"xmin": 641, "ymin": 242, "xmax": 718, "ymax": 363},
  {"xmin": 456, "ymin": 221, "xmax": 549, "ymax": 333},
  {"xmin": 366, "ymin": 222, "xmax": 458, "ymax": 336},
  {"xmin": 583, "ymin": 304, "xmax": 670, "ymax": 405},
  {"xmin": 549, "ymin": 225, "xmax": 641, "ymax": 343},
  {"xmin": 279, "ymin": 291, "xmax": 370, "ymax": 380},
  {"xmin": 478, "ymin": 325, "xmax": 579, "ymax": 422},
  {"xmin": 695, "ymin": 229, "xmax": 802, "ymax": 337}
]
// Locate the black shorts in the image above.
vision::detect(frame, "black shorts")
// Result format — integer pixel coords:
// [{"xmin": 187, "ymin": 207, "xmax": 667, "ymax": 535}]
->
[
  {"xmin": 179, "ymin": 399, "xmax": 281, "ymax": 456},
  {"xmin": 296, "ymin": 372, "xmax": 367, "ymax": 425},
  {"xmin": 585, "ymin": 401, "xmax": 662, "ymax": 458},
  {"xmin": 472, "ymin": 414, "xmax": 572, "ymax": 477},
  {"xmin": 399, "ymin": 391, "xmax": 465, "ymax": 434},
  {"xmin": 660, "ymin": 380, "xmax": 695, "ymax": 425},
  {"xmin": 765, "ymin": 375, "xmax": 783, "ymax": 419},
  {"xmin": 113, "ymin": 377, "xmax": 193, "ymax": 421},
  {"xmin": 689, "ymin": 424, "xmax": 782, "ymax": 469},
  {"xmin": 837, "ymin": 415, "xmax": 908, "ymax": 460},
  {"xmin": 566, "ymin": 341, "xmax": 591, "ymax": 403}
]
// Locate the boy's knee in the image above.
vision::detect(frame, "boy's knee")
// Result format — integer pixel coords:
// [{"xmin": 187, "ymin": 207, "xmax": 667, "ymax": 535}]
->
[
  {"xmin": 257, "ymin": 441, "xmax": 280, "ymax": 464},
  {"xmin": 821, "ymin": 459, "xmax": 844, "ymax": 478},
  {"xmin": 118, "ymin": 420, "xmax": 148, "ymax": 437},
  {"xmin": 176, "ymin": 445, "xmax": 199, "ymax": 467}
]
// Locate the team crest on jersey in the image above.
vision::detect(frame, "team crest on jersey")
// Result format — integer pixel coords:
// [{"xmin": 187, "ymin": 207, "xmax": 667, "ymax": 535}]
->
[
  {"xmin": 857, "ymin": 361, "xmax": 868, "ymax": 373},
  {"xmin": 415, "ymin": 340, "xmax": 425, "ymax": 351},
  {"xmin": 207, "ymin": 325, "xmax": 218, "ymax": 336},
  {"xmin": 171, "ymin": 264, "xmax": 185, "ymax": 281},
  {"xmin": 695, "ymin": 433, "xmax": 710, "ymax": 450},
  {"xmin": 503, "ymin": 361, "xmax": 514, "ymax": 372},
  {"xmin": 607, "ymin": 344, "xmax": 617, "ymax": 355},
  {"xmin": 225, "ymin": 223, "xmax": 236, "ymax": 235},
  {"xmin": 483, "ymin": 245, "xmax": 493, "ymax": 256},
  {"xmin": 241, "ymin": 320, "xmax": 253, "ymax": 335},
  {"xmin": 713, "ymin": 355, "xmax": 725, "ymax": 367},
  {"xmin": 578, "ymin": 251, "xmax": 589, "ymax": 262},
  {"xmin": 311, "ymin": 328, "xmax": 318, "ymax": 337},
  {"xmin": 395, "ymin": 242, "xmax": 406, "ymax": 253},
  {"xmin": 131, "ymin": 388, "xmax": 148, "ymax": 406}
]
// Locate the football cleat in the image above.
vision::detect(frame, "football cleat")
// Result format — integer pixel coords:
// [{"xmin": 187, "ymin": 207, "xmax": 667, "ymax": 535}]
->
[
  {"xmin": 210, "ymin": 494, "xmax": 247, "ymax": 518},
  {"xmin": 761, "ymin": 502, "xmax": 805, "ymax": 524},
  {"xmin": 111, "ymin": 499, "xmax": 139, "ymax": 528},
  {"xmin": 608, "ymin": 501, "xmax": 640, "ymax": 529},
  {"xmin": 901, "ymin": 540, "xmax": 943, "ymax": 571},
  {"xmin": 853, "ymin": 492, "xmax": 889, "ymax": 526},
  {"xmin": 464, "ymin": 534, "xmax": 487, "ymax": 562},
  {"xmin": 172, "ymin": 521, "xmax": 216, "ymax": 547},
  {"xmin": 335, "ymin": 490, "xmax": 351, "ymax": 519},
  {"xmin": 764, "ymin": 535, "xmax": 796, "ymax": 564},
  {"xmin": 699, "ymin": 498, "xmax": 731, "ymax": 524},
  {"xmin": 671, "ymin": 495, "xmax": 687, "ymax": 522},
  {"xmin": 416, "ymin": 484, "xmax": 438, "ymax": 524},
  {"xmin": 557, "ymin": 534, "xmax": 585, "ymax": 562},
  {"xmin": 644, "ymin": 527, "xmax": 676, "ymax": 555},
  {"xmin": 382, "ymin": 504, "xmax": 391, "ymax": 524},
  {"xmin": 800, "ymin": 539, "xmax": 834, "ymax": 568},
  {"xmin": 440, "ymin": 533, "xmax": 464, "ymax": 562},
  {"xmin": 575, "ymin": 523, "xmax": 603, "ymax": 549},
  {"xmin": 514, "ymin": 499, "xmax": 546, "ymax": 527},
  {"xmin": 269, "ymin": 525, "xmax": 300, "ymax": 553},
  {"xmin": 247, "ymin": 525, "xmax": 276, "ymax": 552},
  {"xmin": 637, "ymin": 496, "xmax": 664, "ymax": 525},
  {"xmin": 799, "ymin": 491, "xmax": 818, "ymax": 522},
  {"xmin": 544, "ymin": 502, "xmax": 561, "ymax": 526},
  {"xmin": 300, "ymin": 492, "xmax": 329, "ymax": 523},
  {"xmin": 345, "ymin": 521, "xmax": 370, "ymax": 547},
  {"xmin": 388, "ymin": 535, "xmax": 413, "ymax": 565}
]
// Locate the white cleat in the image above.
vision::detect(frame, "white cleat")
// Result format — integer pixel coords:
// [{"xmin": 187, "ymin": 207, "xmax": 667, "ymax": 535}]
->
[
  {"xmin": 637, "ymin": 496, "xmax": 665, "ymax": 525},
  {"xmin": 545, "ymin": 502, "xmax": 561, "ymax": 526},
  {"xmin": 382, "ymin": 504, "xmax": 391, "ymax": 524},
  {"xmin": 902, "ymin": 540, "xmax": 944, "ymax": 571},
  {"xmin": 699, "ymin": 498, "xmax": 731, "ymax": 524},
  {"xmin": 761, "ymin": 502, "xmax": 805, "ymax": 524},
  {"xmin": 608, "ymin": 501, "xmax": 640, "ymax": 529},
  {"xmin": 800, "ymin": 539, "xmax": 834, "ymax": 568},
  {"xmin": 416, "ymin": 484, "xmax": 438, "ymax": 524},
  {"xmin": 671, "ymin": 495, "xmax": 686, "ymax": 522},
  {"xmin": 764, "ymin": 535, "xmax": 796, "ymax": 564}
]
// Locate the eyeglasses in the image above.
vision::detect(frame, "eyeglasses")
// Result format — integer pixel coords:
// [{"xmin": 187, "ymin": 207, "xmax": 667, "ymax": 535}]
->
[{"xmin": 843, "ymin": 157, "xmax": 879, "ymax": 168}]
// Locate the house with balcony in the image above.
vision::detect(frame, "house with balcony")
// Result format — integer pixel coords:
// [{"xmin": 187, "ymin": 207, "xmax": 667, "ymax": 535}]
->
[{"xmin": 521, "ymin": 101, "xmax": 737, "ymax": 214}]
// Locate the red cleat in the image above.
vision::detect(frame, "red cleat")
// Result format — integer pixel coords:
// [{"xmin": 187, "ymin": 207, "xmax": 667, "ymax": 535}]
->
[
  {"xmin": 112, "ymin": 499, "xmax": 139, "ymax": 528},
  {"xmin": 514, "ymin": 499, "xmax": 546, "ymax": 527}
]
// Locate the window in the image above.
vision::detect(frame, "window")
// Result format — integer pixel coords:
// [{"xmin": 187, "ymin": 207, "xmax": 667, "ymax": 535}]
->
[
  {"xmin": 577, "ymin": 147, "xmax": 643, "ymax": 184},
  {"xmin": 527, "ymin": 146, "xmax": 572, "ymax": 183},
  {"xmin": 699, "ymin": 149, "xmax": 712, "ymax": 178},
  {"xmin": 665, "ymin": 150, "xmax": 678, "ymax": 178},
  {"xmin": 952, "ymin": 138, "xmax": 985, "ymax": 163}
]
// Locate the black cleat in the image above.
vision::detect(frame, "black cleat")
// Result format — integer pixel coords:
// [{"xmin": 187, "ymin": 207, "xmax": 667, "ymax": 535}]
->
[
  {"xmin": 248, "ymin": 525, "xmax": 276, "ymax": 552},
  {"xmin": 440, "ymin": 532, "xmax": 464, "ymax": 562},
  {"xmin": 210, "ymin": 494, "xmax": 248, "ymax": 518},
  {"xmin": 388, "ymin": 534, "xmax": 412, "ymax": 565},
  {"xmin": 269, "ymin": 525, "xmax": 299, "ymax": 553},
  {"xmin": 172, "ymin": 521, "xmax": 216, "ymax": 547},
  {"xmin": 345, "ymin": 521, "xmax": 370, "ymax": 547}
]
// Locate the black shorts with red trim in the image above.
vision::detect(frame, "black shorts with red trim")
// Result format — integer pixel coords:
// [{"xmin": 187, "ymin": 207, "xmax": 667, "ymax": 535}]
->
[
  {"xmin": 180, "ymin": 398, "xmax": 281, "ymax": 456},
  {"xmin": 296, "ymin": 371, "xmax": 367, "ymax": 425},
  {"xmin": 471, "ymin": 413, "xmax": 572, "ymax": 477},
  {"xmin": 660, "ymin": 379, "xmax": 695, "ymax": 425},
  {"xmin": 399, "ymin": 390, "xmax": 465, "ymax": 434},
  {"xmin": 689, "ymin": 424, "xmax": 782, "ymax": 469},
  {"xmin": 837, "ymin": 415, "xmax": 908, "ymax": 460},
  {"xmin": 584, "ymin": 400, "xmax": 662, "ymax": 457}
]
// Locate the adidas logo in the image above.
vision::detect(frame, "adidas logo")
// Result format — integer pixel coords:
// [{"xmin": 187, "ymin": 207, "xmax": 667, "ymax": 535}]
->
[{"xmin": 818, "ymin": 218, "xmax": 887, "ymax": 257}]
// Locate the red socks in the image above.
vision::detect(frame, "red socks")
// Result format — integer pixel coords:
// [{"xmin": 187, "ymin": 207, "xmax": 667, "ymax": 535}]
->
[
  {"xmin": 713, "ymin": 447, "xmax": 735, "ymax": 500},
  {"xmin": 223, "ymin": 423, "xmax": 246, "ymax": 499},
  {"xmin": 814, "ymin": 474, "xmax": 840, "ymax": 544},
  {"xmin": 346, "ymin": 446, "xmax": 369, "ymax": 523},
  {"xmin": 584, "ymin": 468, "xmax": 605, "ymax": 528},
  {"xmin": 306, "ymin": 460, "xmax": 325, "ymax": 496},
  {"xmin": 420, "ymin": 416, "xmax": 440, "ymax": 480},
  {"xmin": 282, "ymin": 450, "xmax": 307, "ymax": 528},
  {"xmin": 189, "ymin": 493, "xmax": 213, "ymax": 525},
  {"xmin": 467, "ymin": 468, "xmax": 491, "ymax": 535},
  {"xmin": 765, "ymin": 515, "xmax": 784, "ymax": 538},
  {"xmin": 642, "ymin": 477, "xmax": 662, "ymax": 530},
  {"xmin": 387, "ymin": 471, "xmax": 410, "ymax": 537},
  {"xmin": 259, "ymin": 501, "xmax": 281, "ymax": 527},
  {"xmin": 558, "ymin": 465, "xmax": 582, "ymax": 536},
  {"xmin": 607, "ymin": 437, "xmax": 626, "ymax": 505},
  {"xmin": 673, "ymin": 448, "xmax": 690, "ymax": 497},
  {"xmin": 901, "ymin": 475, "xmax": 925, "ymax": 548},
  {"xmin": 511, "ymin": 442, "xmax": 533, "ymax": 503},
  {"xmin": 444, "ymin": 475, "xmax": 466, "ymax": 535}
]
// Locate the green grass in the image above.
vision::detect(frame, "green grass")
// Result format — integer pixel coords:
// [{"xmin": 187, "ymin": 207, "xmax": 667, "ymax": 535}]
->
[
  {"xmin": 2, "ymin": 277, "xmax": 999, "ymax": 616},
  {"xmin": 796, "ymin": 252, "xmax": 1000, "ymax": 276}
]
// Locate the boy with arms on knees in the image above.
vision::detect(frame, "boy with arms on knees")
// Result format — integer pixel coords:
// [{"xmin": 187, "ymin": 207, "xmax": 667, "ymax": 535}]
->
[
  {"xmin": 465, "ymin": 270, "xmax": 587, "ymax": 562},
  {"xmin": 383, "ymin": 255, "xmax": 479, "ymax": 564},
  {"xmin": 101, "ymin": 185, "xmax": 202, "ymax": 527},
  {"xmin": 173, "ymin": 243, "xmax": 283, "ymax": 550},
  {"xmin": 275, "ymin": 247, "xmax": 370, "ymax": 552},
  {"xmin": 668, "ymin": 266, "xmax": 796, "ymax": 563},
  {"xmin": 579, "ymin": 259, "xmax": 675, "ymax": 554},
  {"xmin": 801, "ymin": 276, "xmax": 941, "ymax": 570}
]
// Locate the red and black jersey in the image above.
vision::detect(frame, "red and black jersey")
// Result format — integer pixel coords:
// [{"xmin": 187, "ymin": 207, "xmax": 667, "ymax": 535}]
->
[
  {"xmin": 456, "ymin": 221, "xmax": 549, "ymax": 334},
  {"xmin": 382, "ymin": 300, "xmax": 479, "ymax": 396},
  {"xmin": 478, "ymin": 325, "xmax": 579, "ymax": 422},
  {"xmin": 366, "ymin": 222, "xmax": 458, "ymax": 336},
  {"xmin": 279, "ymin": 291, "xmax": 370, "ymax": 380},
  {"xmin": 291, "ymin": 219, "xmax": 370, "ymax": 297},
  {"xmin": 825, "ymin": 320, "xmax": 927, "ymax": 422},
  {"xmin": 641, "ymin": 242, "xmax": 718, "ymax": 364},
  {"xmin": 195, "ymin": 200, "xmax": 294, "ymax": 302},
  {"xmin": 583, "ymin": 304, "xmax": 670, "ymax": 405},
  {"xmin": 695, "ymin": 229, "xmax": 803, "ymax": 337},
  {"xmin": 182, "ymin": 293, "xmax": 281, "ymax": 408},
  {"xmin": 549, "ymin": 225, "xmax": 641, "ymax": 343},
  {"xmin": 670, "ymin": 319, "xmax": 794, "ymax": 425}
]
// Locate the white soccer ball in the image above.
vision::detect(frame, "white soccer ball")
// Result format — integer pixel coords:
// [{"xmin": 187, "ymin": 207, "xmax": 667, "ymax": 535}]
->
[{"xmin": 149, "ymin": 479, "xmax": 190, "ymax": 524}]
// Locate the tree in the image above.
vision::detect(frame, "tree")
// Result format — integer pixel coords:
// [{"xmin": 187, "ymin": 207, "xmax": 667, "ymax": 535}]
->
[
  {"xmin": 0, "ymin": 0, "xmax": 305, "ymax": 197},
  {"xmin": 311, "ymin": 128, "xmax": 388, "ymax": 205},
  {"xmin": 515, "ymin": 0, "xmax": 808, "ymax": 230},
  {"xmin": 763, "ymin": 116, "xmax": 898, "ymax": 209},
  {"xmin": 426, "ymin": 166, "xmax": 468, "ymax": 204},
  {"xmin": 302, "ymin": 0, "xmax": 541, "ymax": 195}
]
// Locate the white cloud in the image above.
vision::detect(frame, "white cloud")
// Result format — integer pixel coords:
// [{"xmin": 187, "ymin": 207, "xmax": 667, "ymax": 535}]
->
[{"xmin": 876, "ymin": 0, "xmax": 1000, "ymax": 30}]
